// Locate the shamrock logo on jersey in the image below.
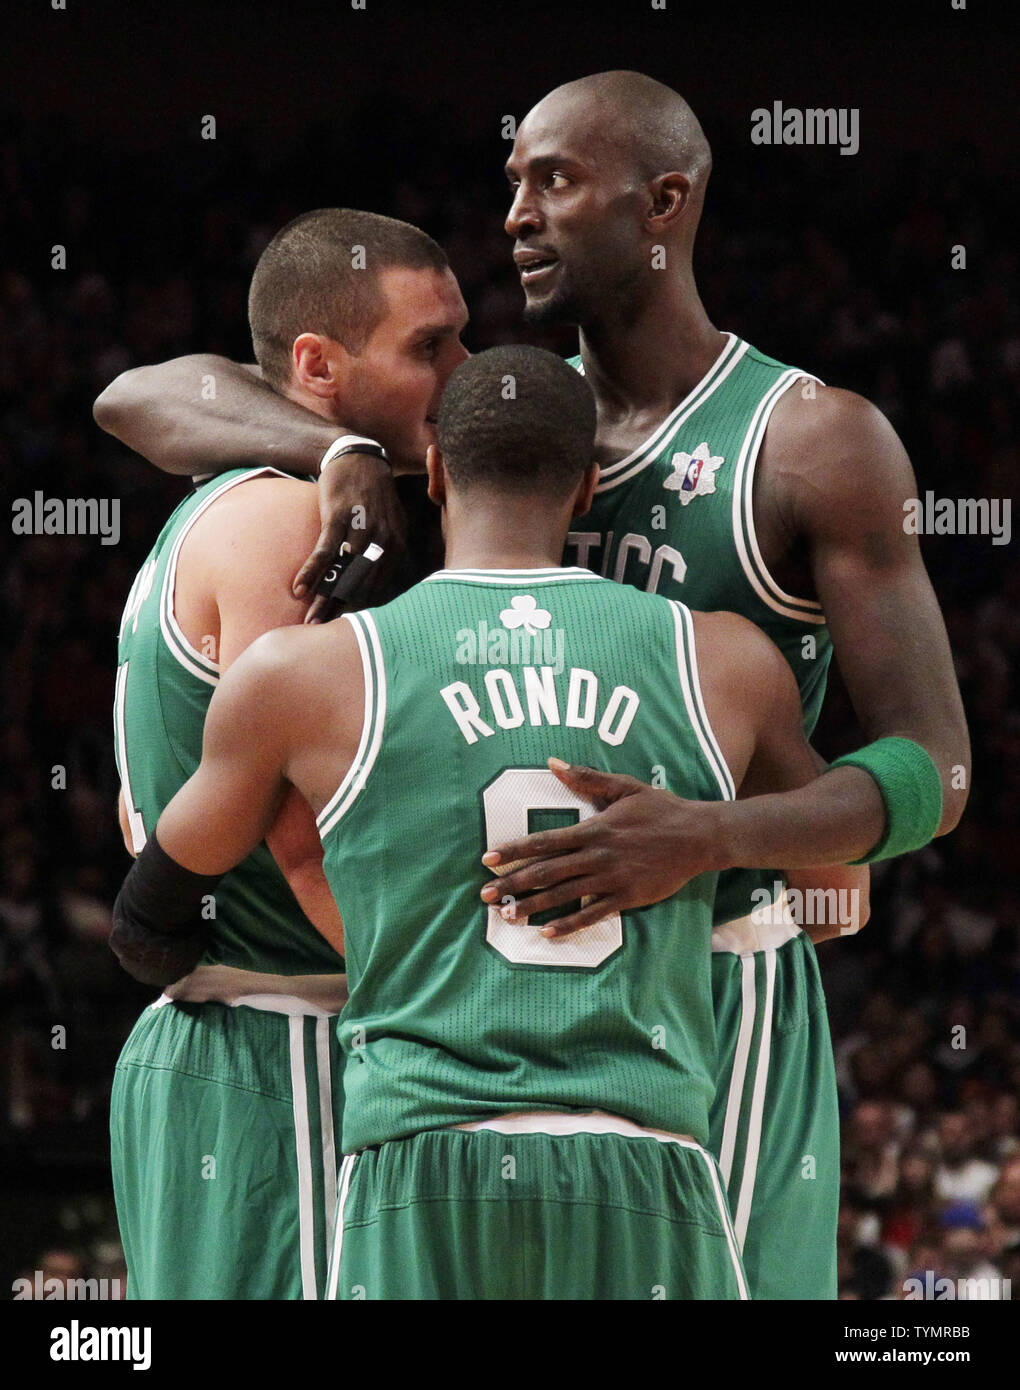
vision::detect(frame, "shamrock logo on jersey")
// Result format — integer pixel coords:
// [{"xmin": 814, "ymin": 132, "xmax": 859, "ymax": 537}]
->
[
  {"xmin": 663, "ymin": 442, "xmax": 724, "ymax": 506},
  {"xmin": 500, "ymin": 595, "xmax": 552, "ymax": 635}
]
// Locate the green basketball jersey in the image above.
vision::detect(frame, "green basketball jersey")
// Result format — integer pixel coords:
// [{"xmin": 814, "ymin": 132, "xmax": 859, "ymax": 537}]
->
[
  {"xmin": 565, "ymin": 335, "xmax": 830, "ymax": 924},
  {"xmin": 319, "ymin": 567, "xmax": 738, "ymax": 1153},
  {"xmin": 113, "ymin": 467, "xmax": 344, "ymax": 976}
]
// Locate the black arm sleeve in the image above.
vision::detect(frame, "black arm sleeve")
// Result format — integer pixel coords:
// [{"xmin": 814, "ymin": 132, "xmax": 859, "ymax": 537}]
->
[{"xmin": 111, "ymin": 832, "xmax": 224, "ymax": 987}]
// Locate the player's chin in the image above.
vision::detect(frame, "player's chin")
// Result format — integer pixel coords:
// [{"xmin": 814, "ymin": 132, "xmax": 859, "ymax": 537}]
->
[{"xmin": 521, "ymin": 286, "xmax": 574, "ymax": 328}]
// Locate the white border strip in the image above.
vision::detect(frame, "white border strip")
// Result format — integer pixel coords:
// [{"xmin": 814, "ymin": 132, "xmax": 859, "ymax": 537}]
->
[
  {"xmin": 325, "ymin": 1153, "xmax": 357, "ymax": 1301},
  {"xmin": 159, "ymin": 467, "xmax": 291, "ymax": 681},
  {"xmin": 288, "ymin": 1015, "xmax": 318, "ymax": 1300},
  {"xmin": 423, "ymin": 567, "xmax": 598, "ymax": 585},
  {"xmin": 315, "ymin": 1017, "xmax": 338, "ymax": 1255},
  {"xmin": 732, "ymin": 374, "xmax": 825, "ymax": 623},
  {"xmin": 718, "ymin": 954, "xmax": 757, "ymax": 1189},
  {"xmin": 669, "ymin": 602, "xmax": 736, "ymax": 801},
  {"xmin": 317, "ymin": 612, "xmax": 387, "ymax": 839},
  {"xmin": 732, "ymin": 947, "xmax": 777, "ymax": 1250}
]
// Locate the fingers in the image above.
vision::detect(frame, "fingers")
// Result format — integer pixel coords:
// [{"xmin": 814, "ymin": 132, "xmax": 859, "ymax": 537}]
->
[
  {"xmin": 547, "ymin": 757, "xmax": 645, "ymax": 806},
  {"xmin": 293, "ymin": 524, "xmax": 349, "ymax": 598},
  {"xmin": 303, "ymin": 592, "xmax": 344, "ymax": 626},
  {"xmin": 482, "ymin": 845, "xmax": 604, "ymax": 907},
  {"xmin": 536, "ymin": 898, "xmax": 620, "ymax": 939},
  {"xmin": 481, "ymin": 821, "xmax": 592, "ymax": 876},
  {"xmin": 488, "ymin": 875, "xmax": 599, "ymax": 922}
]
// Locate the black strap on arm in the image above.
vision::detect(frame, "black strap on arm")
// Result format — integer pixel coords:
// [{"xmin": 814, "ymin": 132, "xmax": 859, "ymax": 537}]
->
[{"xmin": 111, "ymin": 832, "xmax": 224, "ymax": 987}]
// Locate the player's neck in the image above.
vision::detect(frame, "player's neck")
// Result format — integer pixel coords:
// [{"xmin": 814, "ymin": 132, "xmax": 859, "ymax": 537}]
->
[
  {"xmin": 443, "ymin": 497, "xmax": 570, "ymax": 573},
  {"xmin": 578, "ymin": 276, "xmax": 725, "ymax": 416}
]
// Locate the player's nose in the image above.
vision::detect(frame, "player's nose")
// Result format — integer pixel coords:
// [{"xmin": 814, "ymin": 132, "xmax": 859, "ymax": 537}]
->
[{"xmin": 505, "ymin": 186, "xmax": 541, "ymax": 239}]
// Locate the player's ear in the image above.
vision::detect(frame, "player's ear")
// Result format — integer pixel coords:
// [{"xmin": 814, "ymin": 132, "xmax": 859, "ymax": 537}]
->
[
  {"xmin": 572, "ymin": 461, "xmax": 600, "ymax": 519},
  {"xmin": 647, "ymin": 171, "xmax": 691, "ymax": 229},
  {"xmin": 292, "ymin": 333, "xmax": 346, "ymax": 398},
  {"xmin": 426, "ymin": 444, "xmax": 447, "ymax": 507}
]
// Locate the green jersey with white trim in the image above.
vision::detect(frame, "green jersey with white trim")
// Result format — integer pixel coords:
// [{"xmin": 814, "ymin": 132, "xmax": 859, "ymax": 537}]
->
[
  {"xmin": 319, "ymin": 568, "xmax": 735, "ymax": 1153},
  {"xmin": 564, "ymin": 335, "xmax": 830, "ymax": 924},
  {"xmin": 113, "ymin": 468, "xmax": 344, "ymax": 975}
]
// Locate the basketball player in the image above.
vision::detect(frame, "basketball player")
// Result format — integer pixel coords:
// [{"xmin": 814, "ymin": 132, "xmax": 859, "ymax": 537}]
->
[
  {"xmin": 93, "ymin": 76, "xmax": 968, "ymax": 1300},
  {"xmin": 479, "ymin": 72, "xmax": 969, "ymax": 1299},
  {"xmin": 111, "ymin": 346, "xmax": 871, "ymax": 1300},
  {"xmin": 109, "ymin": 208, "xmax": 468, "ymax": 1299}
]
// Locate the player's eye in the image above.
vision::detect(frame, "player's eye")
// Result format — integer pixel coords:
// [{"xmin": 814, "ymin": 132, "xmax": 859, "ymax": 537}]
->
[
  {"xmin": 419, "ymin": 338, "xmax": 440, "ymax": 358},
  {"xmin": 548, "ymin": 172, "xmax": 570, "ymax": 189}
]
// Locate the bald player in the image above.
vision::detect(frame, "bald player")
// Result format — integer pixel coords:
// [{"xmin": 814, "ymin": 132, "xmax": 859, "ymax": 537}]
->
[
  {"xmin": 112, "ymin": 345, "xmax": 870, "ymax": 1301},
  {"xmin": 482, "ymin": 71, "xmax": 969, "ymax": 1299}
]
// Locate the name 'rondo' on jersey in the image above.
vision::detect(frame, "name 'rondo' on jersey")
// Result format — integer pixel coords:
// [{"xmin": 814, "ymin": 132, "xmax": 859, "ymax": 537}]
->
[{"xmin": 317, "ymin": 568, "xmax": 738, "ymax": 1154}]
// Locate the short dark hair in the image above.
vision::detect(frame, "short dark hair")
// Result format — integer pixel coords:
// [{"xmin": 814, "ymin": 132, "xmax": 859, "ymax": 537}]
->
[
  {"xmin": 437, "ymin": 345, "xmax": 596, "ymax": 497},
  {"xmin": 248, "ymin": 208, "xmax": 449, "ymax": 389}
]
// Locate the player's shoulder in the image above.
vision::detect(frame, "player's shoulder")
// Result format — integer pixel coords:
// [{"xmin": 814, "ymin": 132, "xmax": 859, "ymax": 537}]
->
[
  {"xmin": 233, "ymin": 617, "xmax": 360, "ymax": 703},
  {"xmin": 688, "ymin": 608, "xmax": 799, "ymax": 722},
  {"xmin": 201, "ymin": 470, "xmax": 317, "ymax": 527},
  {"xmin": 187, "ymin": 471, "xmax": 319, "ymax": 571},
  {"xmin": 768, "ymin": 381, "xmax": 899, "ymax": 454},
  {"xmin": 688, "ymin": 607, "xmax": 783, "ymax": 668}
]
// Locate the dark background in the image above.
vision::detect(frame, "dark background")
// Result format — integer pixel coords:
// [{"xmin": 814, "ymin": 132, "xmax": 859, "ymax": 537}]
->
[{"xmin": 1, "ymin": 0, "xmax": 1017, "ymax": 1300}]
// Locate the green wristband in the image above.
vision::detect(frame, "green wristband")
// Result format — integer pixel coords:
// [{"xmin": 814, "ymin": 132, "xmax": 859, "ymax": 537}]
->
[{"xmin": 829, "ymin": 737, "xmax": 944, "ymax": 864}]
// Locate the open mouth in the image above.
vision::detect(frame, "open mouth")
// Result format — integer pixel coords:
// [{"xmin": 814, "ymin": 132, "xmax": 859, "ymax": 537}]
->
[
  {"xmin": 514, "ymin": 249, "xmax": 560, "ymax": 287},
  {"xmin": 519, "ymin": 257, "xmax": 558, "ymax": 286}
]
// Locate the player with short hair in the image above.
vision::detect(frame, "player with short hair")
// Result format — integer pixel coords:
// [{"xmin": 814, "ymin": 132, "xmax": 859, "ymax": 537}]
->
[
  {"xmin": 111, "ymin": 346, "xmax": 868, "ymax": 1301},
  {"xmin": 109, "ymin": 208, "xmax": 468, "ymax": 1299}
]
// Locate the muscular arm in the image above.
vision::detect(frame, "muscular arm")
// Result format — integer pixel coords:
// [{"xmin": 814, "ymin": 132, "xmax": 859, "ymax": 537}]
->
[
  {"xmin": 93, "ymin": 357, "xmax": 338, "ymax": 477},
  {"xmin": 155, "ymin": 635, "xmax": 297, "ymax": 876},
  {"xmin": 769, "ymin": 386, "xmax": 970, "ymax": 835},
  {"xmin": 485, "ymin": 612, "xmax": 872, "ymax": 935},
  {"xmin": 93, "ymin": 356, "xmax": 408, "ymax": 606}
]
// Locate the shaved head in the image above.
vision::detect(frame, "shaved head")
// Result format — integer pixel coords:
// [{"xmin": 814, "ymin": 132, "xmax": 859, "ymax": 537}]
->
[
  {"xmin": 506, "ymin": 72, "xmax": 713, "ymax": 329},
  {"xmin": 526, "ymin": 71, "xmax": 712, "ymax": 193}
]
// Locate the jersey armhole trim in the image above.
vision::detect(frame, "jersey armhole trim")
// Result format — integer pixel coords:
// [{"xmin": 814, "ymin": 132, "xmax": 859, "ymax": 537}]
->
[
  {"xmin": 159, "ymin": 466, "xmax": 295, "ymax": 682},
  {"xmin": 732, "ymin": 371, "xmax": 826, "ymax": 625},
  {"xmin": 669, "ymin": 601, "xmax": 737, "ymax": 802},
  {"xmin": 316, "ymin": 611, "xmax": 386, "ymax": 839}
]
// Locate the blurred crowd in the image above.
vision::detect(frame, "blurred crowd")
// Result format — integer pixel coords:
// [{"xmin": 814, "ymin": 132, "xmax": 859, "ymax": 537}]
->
[{"xmin": 0, "ymin": 99, "xmax": 1017, "ymax": 1297}]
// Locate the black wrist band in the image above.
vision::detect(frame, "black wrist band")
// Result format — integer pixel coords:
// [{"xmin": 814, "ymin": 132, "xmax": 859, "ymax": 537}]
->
[{"xmin": 111, "ymin": 832, "xmax": 223, "ymax": 986}]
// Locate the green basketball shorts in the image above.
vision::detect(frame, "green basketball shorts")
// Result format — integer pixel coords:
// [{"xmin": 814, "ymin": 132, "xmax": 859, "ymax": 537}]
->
[
  {"xmin": 709, "ymin": 917, "xmax": 840, "ymax": 1300},
  {"xmin": 326, "ymin": 1112, "xmax": 749, "ymax": 1300},
  {"xmin": 111, "ymin": 985, "xmax": 343, "ymax": 1299}
]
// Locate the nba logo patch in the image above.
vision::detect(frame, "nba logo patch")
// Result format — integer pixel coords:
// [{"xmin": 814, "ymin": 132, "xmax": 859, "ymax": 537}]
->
[{"xmin": 663, "ymin": 442, "xmax": 724, "ymax": 506}]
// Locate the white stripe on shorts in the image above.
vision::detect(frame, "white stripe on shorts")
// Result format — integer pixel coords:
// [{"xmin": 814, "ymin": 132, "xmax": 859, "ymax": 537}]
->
[
  {"xmin": 719, "ymin": 955, "xmax": 758, "ymax": 1188},
  {"xmin": 326, "ymin": 1153, "xmax": 357, "ymax": 1301},
  {"xmin": 732, "ymin": 948, "xmax": 777, "ymax": 1250},
  {"xmin": 315, "ymin": 1017, "xmax": 338, "ymax": 1254},
  {"xmin": 288, "ymin": 1016, "xmax": 318, "ymax": 1301}
]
